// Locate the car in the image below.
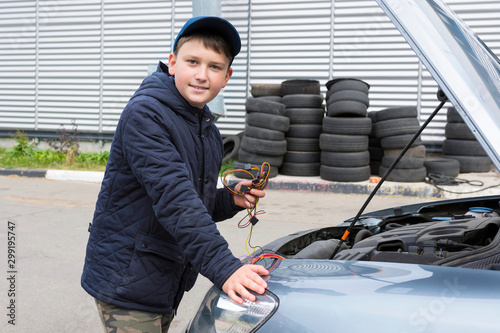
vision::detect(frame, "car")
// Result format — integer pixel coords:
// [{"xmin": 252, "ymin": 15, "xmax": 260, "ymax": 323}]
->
[{"xmin": 185, "ymin": 0, "xmax": 500, "ymax": 332}]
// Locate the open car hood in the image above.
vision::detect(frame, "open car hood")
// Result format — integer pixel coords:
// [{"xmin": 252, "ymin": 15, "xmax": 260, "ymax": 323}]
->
[{"xmin": 376, "ymin": 0, "xmax": 500, "ymax": 170}]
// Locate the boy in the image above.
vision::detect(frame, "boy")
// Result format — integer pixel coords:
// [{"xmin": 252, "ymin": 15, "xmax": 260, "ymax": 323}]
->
[{"xmin": 81, "ymin": 16, "xmax": 269, "ymax": 332}]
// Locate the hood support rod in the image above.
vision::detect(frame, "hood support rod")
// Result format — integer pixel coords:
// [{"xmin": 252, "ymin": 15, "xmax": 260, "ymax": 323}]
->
[{"xmin": 329, "ymin": 90, "xmax": 448, "ymax": 260}]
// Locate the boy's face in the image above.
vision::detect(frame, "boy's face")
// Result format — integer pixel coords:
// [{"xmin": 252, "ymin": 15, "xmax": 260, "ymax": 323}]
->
[{"xmin": 168, "ymin": 39, "xmax": 233, "ymax": 109}]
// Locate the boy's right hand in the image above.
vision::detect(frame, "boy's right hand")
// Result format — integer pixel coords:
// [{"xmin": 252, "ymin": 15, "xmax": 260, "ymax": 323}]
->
[{"xmin": 222, "ymin": 264, "xmax": 269, "ymax": 304}]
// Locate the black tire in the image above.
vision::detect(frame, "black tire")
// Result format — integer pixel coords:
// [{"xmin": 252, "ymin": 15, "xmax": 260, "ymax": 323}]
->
[
  {"xmin": 279, "ymin": 162, "xmax": 320, "ymax": 176},
  {"xmin": 320, "ymin": 165, "xmax": 371, "ymax": 182},
  {"xmin": 321, "ymin": 151, "xmax": 370, "ymax": 167},
  {"xmin": 240, "ymin": 136, "xmax": 287, "ymax": 156},
  {"xmin": 245, "ymin": 125, "xmax": 284, "ymax": 141},
  {"xmin": 423, "ymin": 157, "xmax": 460, "ymax": 177},
  {"xmin": 326, "ymin": 78, "xmax": 370, "ymax": 94},
  {"xmin": 442, "ymin": 139, "xmax": 487, "ymax": 156},
  {"xmin": 327, "ymin": 100, "xmax": 368, "ymax": 117},
  {"xmin": 374, "ymin": 106, "xmax": 418, "ymax": 122},
  {"xmin": 384, "ymin": 145, "xmax": 426, "ymax": 158},
  {"xmin": 246, "ymin": 112, "xmax": 290, "ymax": 132},
  {"xmin": 374, "ymin": 118, "xmax": 420, "ymax": 138},
  {"xmin": 380, "ymin": 134, "xmax": 422, "ymax": 149},
  {"xmin": 379, "ymin": 165, "xmax": 427, "ymax": 182},
  {"xmin": 286, "ymin": 124, "xmax": 322, "ymax": 138},
  {"xmin": 367, "ymin": 111, "xmax": 377, "ymax": 123},
  {"xmin": 245, "ymin": 97, "xmax": 285, "ymax": 115},
  {"xmin": 237, "ymin": 148, "xmax": 284, "ymax": 167},
  {"xmin": 251, "ymin": 84, "xmax": 282, "ymax": 97},
  {"xmin": 319, "ymin": 134, "xmax": 369, "ymax": 152},
  {"xmin": 285, "ymin": 137, "xmax": 320, "ymax": 152},
  {"xmin": 258, "ymin": 96, "xmax": 282, "ymax": 103},
  {"xmin": 282, "ymin": 94, "xmax": 324, "ymax": 108},
  {"xmin": 284, "ymin": 108, "xmax": 325, "ymax": 125},
  {"xmin": 322, "ymin": 117, "xmax": 372, "ymax": 135},
  {"xmin": 327, "ymin": 90, "xmax": 369, "ymax": 107},
  {"xmin": 233, "ymin": 161, "xmax": 279, "ymax": 179},
  {"xmin": 442, "ymin": 155, "xmax": 492, "ymax": 173},
  {"xmin": 381, "ymin": 156, "xmax": 424, "ymax": 169},
  {"xmin": 222, "ymin": 135, "xmax": 241, "ymax": 163},
  {"xmin": 447, "ymin": 106, "xmax": 464, "ymax": 123},
  {"xmin": 445, "ymin": 123, "xmax": 475, "ymax": 140},
  {"xmin": 283, "ymin": 151, "xmax": 320, "ymax": 163},
  {"xmin": 281, "ymin": 79, "xmax": 320, "ymax": 96}
]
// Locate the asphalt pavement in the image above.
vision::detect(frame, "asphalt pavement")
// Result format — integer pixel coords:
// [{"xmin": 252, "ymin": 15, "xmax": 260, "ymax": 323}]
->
[{"xmin": 0, "ymin": 170, "xmax": 499, "ymax": 332}]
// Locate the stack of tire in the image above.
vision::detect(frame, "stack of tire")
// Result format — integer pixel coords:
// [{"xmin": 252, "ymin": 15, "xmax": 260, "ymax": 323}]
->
[
  {"xmin": 367, "ymin": 111, "xmax": 384, "ymax": 175},
  {"xmin": 373, "ymin": 106, "xmax": 427, "ymax": 182},
  {"xmin": 234, "ymin": 92, "xmax": 290, "ymax": 179},
  {"xmin": 319, "ymin": 78, "xmax": 371, "ymax": 182},
  {"xmin": 279, "ymin": 79, "xmax": 325, "ymax": 177},
  {"xmin": 442, "ymin": 106, "xmax": 491, "ymax": 173}
]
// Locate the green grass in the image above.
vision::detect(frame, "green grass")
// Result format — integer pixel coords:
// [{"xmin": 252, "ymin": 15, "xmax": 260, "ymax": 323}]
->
[
  {"xmin": 1, "ymin": 131, "xmax": 233, "ymax": 174},
  {"xmin": 0, "ymin": 146, "xmax": 109, "ymax": 171},
  {"xmin": 0, "ymin": 131, "xmax": 109, "ymax": 171}
]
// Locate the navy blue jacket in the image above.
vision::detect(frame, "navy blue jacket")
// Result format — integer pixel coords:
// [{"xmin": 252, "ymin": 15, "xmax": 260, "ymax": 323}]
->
[{"xmin": 81, "ymin": 61, "xmax": 243, "ymax": 314}]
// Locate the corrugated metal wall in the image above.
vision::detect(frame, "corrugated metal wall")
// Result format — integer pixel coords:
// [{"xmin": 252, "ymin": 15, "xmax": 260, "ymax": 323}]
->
[{"xmin": 1, "ymin": 0, "xmax": 499, "ymax": 141}]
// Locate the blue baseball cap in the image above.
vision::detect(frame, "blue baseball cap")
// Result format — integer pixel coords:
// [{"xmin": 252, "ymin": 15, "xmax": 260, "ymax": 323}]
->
[{"xmin": 172, "ymin": 16, "xmax": 241, "ymax": 59}]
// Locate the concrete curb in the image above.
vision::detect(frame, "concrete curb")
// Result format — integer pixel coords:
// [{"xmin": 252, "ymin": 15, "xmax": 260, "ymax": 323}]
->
[
  {"xmin": 0, "ymin": 168, "xmax": 47, "ymax": 178},
  {"xmin": 262, "ymin": 175, "xmax": 443, "ymax": 198},
  {"xmin": 2, "ymin": 168, "xmax": 499, "ymax": 199},
  {"xmin": 0, "ymin": 168, "xmax": 105, "ymax": 183}
]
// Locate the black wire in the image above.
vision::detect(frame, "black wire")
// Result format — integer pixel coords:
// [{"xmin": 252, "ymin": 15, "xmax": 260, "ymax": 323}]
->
[
  {"xmin": 329, "ymin": 98, "xmax": 448, "ymax": 260},
  {"xmin": 426, "ymin": 172, "xmax": 500, "ymax": 194},
  {"xmin": 426, "ymin": 172, "xmax": 484, "ymax": 186}
]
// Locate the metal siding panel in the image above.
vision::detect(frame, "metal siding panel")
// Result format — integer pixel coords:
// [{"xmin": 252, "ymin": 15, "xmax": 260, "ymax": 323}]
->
[
  {"xmin": 0, "ymin": 1, "xmax": 37, "ymax": 130},
  {"xmin": 215, "ymin": 0, "xmax": 250, "ymax": 135},
  {"xmin": 37, "ymin": 0, "xmax": 101, "ymax": 132},
  {"xmin": 101, "ymin": 0, "xmax": 173, "ymax": 132}
]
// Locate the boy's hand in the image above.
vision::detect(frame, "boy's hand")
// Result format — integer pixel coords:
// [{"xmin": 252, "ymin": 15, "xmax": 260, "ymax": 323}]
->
[
  {"xmin": 233, "ymin": 180, "xmax": 266, "ymax": 209},
  {"xmin": 222, "ymin": 265, "xmax": 269, "ymax": 304}
]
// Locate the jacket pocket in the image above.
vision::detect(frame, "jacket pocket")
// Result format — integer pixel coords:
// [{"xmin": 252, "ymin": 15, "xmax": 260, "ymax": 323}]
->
[
  {"xmin": 135, "ymin": 232, "xmax": 188, "ymax": 264},
  {"xmin": 115, "ymin": 232, "xmax": 189, "ymax": 309}
]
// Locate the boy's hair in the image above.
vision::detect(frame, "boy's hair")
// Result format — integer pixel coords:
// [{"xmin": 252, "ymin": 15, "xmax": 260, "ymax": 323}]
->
[{"xmin": 174, "ymin": 30, "xmax": 234, "ymax": 68}]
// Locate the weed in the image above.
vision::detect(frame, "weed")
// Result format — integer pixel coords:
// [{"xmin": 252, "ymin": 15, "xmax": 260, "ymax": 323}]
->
[
  {"xmin": 8, "ymin": 130, "xmax": 34, "ymax": 157},
  {"xmin": 48, "ymin": 122, "xmax": 80, "ymax": 165}
]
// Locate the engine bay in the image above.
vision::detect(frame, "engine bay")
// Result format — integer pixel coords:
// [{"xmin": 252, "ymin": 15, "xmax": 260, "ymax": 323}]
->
[
  {"xmin": 264, "ymin": 200, "xmax": 500, "ymax": 271},
  {"xmin": 334, "ymin": 217, "xmax": 500, "ymax": 268}
]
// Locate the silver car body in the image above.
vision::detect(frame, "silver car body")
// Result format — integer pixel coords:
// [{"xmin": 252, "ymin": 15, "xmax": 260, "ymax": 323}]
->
[{"xmin": 186, "ymin": 0, "xmax": 500, "ymax": 332}]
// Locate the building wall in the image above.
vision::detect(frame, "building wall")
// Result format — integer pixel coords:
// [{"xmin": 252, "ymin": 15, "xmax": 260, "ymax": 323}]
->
[{"xmin": 1, "ymin": 0, "xmax": 499, "ymax": 142}]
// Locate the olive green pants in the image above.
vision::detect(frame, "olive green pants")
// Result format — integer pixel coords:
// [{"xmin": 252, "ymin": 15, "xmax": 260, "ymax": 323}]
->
[{"xmin": 95, "ymin": 298, "xmax": 174, "ymax": 333}]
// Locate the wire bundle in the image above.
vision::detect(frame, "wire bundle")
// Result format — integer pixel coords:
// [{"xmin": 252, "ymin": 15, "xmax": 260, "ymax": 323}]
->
[
  {"xmin": 222, "ymin": 162, "xmax": 271, "ymax": 255},
  {"xmin": 249, "ymin": 253, "xmax": 285, "ymax": 264}
]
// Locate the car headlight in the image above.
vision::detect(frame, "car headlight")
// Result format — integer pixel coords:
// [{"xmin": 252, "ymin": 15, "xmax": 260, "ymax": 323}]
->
[{"xmin": 186, "ymin": 286, "xmax": 279, "ymax": 333}]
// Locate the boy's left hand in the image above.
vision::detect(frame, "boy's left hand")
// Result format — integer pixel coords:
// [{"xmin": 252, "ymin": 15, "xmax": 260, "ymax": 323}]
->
[
  {"xmin": 222, "ymin": 264, "xmax": 269, "ymax": 304},
  {"xmin": 233, "ymin": 180, "xmax": 266, "ymax": 209}
]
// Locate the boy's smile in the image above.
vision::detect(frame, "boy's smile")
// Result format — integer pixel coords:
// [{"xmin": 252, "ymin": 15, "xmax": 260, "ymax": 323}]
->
[{"xmin": 168, "ymin": 39, "xmax": 233, "ymax": 109}]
